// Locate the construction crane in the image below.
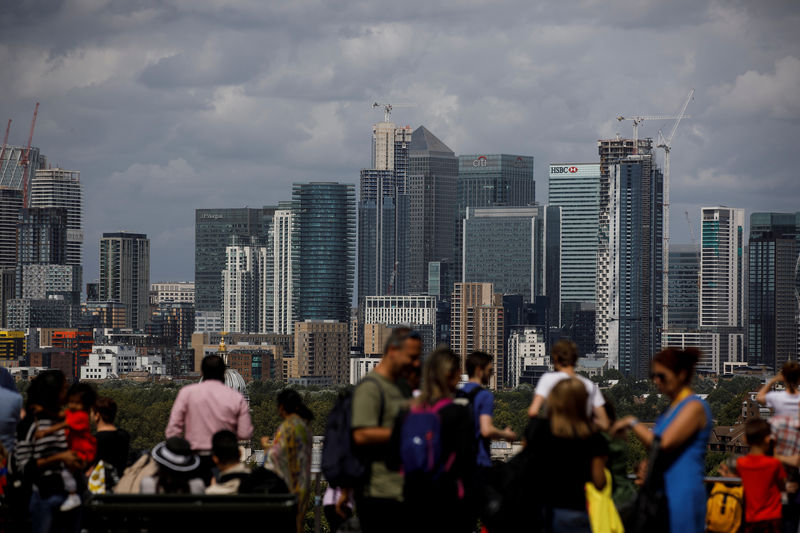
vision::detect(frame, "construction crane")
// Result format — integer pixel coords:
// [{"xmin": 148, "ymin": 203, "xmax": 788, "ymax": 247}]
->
[
  {"xmin": 655, "ymin": 89, "xmax": 694, "ymax": 332},
  {"xmin": 617, "ymin": 111, "xmax": 692, "ymax": 154},
  {"xmin": 19, "ymin": 102, "xmax": 40, "ymax": 208},
  {"xmin": 371, "ymin": 102, "xmax": 415, "ymax": 123}
]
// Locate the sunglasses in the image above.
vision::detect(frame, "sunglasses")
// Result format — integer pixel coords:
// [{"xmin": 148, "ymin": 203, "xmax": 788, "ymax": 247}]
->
[{"xmin": 650, "ymin": 372, "xmax": 668, "ymax": 382}]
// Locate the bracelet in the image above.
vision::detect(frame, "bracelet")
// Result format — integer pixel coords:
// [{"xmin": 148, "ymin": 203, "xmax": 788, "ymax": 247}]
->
[{"xmin": 629, "ymin": 418, "xmax": 640, "ymax": 429}]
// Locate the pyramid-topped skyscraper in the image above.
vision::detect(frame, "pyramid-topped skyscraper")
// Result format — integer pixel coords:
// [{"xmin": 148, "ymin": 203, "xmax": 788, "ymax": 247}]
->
[{"xmin": 407, "ymin": 126, "xmax": 458, "ymax": 295}]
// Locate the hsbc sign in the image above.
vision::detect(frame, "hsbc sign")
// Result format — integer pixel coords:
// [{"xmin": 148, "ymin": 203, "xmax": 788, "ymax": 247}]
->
[{"xmin": 550, "ymin": 166, "xmax": 579, "ymax": 174}]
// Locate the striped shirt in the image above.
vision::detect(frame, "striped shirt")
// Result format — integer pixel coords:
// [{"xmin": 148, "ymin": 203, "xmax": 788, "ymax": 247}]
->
[{"xmin": 14, "ymin": 416, "xmax": 69, "ymax": 478}]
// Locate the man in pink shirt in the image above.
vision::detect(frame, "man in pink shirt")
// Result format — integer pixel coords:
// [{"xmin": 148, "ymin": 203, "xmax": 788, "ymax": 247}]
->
[{"xmin": 166, "ymin": 355, "xmax": 253, "ymax": 482}]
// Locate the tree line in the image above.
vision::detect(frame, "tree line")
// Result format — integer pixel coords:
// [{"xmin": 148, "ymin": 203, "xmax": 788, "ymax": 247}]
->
[{"xmin": 56, "ymin": 373, "xmax": 762, "ymax": 473}]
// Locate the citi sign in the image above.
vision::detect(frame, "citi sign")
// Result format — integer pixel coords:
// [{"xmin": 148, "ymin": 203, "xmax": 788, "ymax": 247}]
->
[
  {"xmin": 550, "ymin": 166, "xmax": 579, "ymax": 174},
  {"xmin": 472, "ymin": 156, "xmax": 488, "ymax": 167}
]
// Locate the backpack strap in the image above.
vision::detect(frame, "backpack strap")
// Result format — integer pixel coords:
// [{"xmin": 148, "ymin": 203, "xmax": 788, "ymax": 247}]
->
[
  {"xmin": 431, "ymin": 398, "xmax": 453, "ymax": 413},
  {"xmin": 466, "ymin": 385, "xmax": 483, "ymax": 403}
]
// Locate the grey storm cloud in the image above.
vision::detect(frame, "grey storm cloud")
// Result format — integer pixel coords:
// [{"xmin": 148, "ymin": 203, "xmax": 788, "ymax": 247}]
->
[{"xmin": 0, "ymin": 0, "xmax": 798, "ymax": 283}]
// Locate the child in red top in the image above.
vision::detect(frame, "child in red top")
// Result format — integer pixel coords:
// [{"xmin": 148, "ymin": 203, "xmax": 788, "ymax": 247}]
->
[
  {"xmin": 36, "ymin": 382, "xmax": 97, "ymax": 511},
  {"xmin": 737, "ymin": 418, "xmax": 786, "ymax": 533}
]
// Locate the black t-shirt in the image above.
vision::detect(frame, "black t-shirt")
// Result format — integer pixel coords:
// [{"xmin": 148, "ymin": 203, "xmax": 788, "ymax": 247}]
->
[
  {"xmin": 95, "ymin": 429, "xmax": 131, "ymax": 475},
  {"xmin": 526, "ymin": 418, "xmax": 608, "ymax": 511}
]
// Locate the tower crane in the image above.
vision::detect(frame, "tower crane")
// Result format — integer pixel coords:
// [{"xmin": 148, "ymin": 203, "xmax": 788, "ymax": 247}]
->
[
  {"xmin": 371, "ymin": 102, "xmax": 415, "ymax": 123},
  {"xmin": 19, "ymin": 102, "xmax": 40, "ymax": 208},
  {"xmin": 617, "ymin": 111, "xmax": 691, "ymax": 154},
  {"xmin": 652, "ymin": 89, "xmax": 694, "ymax": 332}
]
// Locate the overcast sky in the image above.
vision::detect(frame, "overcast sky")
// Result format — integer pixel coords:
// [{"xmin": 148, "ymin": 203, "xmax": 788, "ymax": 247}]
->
[{"xmin": 1, "ymin": 0, "xmax": 798, "ymax": 284}]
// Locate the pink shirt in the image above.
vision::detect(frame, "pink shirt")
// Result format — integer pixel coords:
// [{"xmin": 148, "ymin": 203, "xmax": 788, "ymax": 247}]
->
[{"xmin": 165, "ymin": 380, "xmax": 253, "ymax": 451}]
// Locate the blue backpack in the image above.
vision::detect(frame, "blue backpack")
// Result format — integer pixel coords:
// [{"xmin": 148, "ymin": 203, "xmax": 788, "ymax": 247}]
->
[
  {"xmin": 400, "ymin": 398, "xmax": 454, "ymax": 477},
  {"xmin": 321, "ymin": 377, "xmax": 384, "ymax": 489}
]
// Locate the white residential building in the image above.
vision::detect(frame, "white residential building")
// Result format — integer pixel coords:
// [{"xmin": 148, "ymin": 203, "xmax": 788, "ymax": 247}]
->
[
  {"xmin": 699, "ymin": 207, "xmax": 746, "ymax": 328},
  {"xmin": 222, "ymin": 243, "xmax": 264, "ymax": 333},
  {"xmin": 81, "ymin": 345, "xmax": 165, "ymax": 379},
  {"xmin": 81, "ymin": 345, "xmax": 138, "ymax": 380},
  {"xmin": 364, "ymin": 295, "xmax": 438, "ymax": 354},
  {"xmin": 507, "ymin": 327, "xmax": 548, "ymax": 388},
  {"xmin": 151, "ymin": 282, "xmax": 195, "ymax": 304},
  {"xmin": 265, "ymin": 207, "xmax": 293, "ymax": 334},
  {"xmin": 349, "ymin": 354, "xmax": 382, "ymax": 385},
  {"xmin": 194, "ymin": 311, "xmax": 222, "ymax": 334},
  {"xmin": 363, "ymin": 295, "xmax": 437, "ymax": 327}
]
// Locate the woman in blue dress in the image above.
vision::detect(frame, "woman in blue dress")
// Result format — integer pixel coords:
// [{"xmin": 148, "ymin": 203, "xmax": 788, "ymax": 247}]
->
[{"xmin": 611, "ymin": 348, "xmax": 712, "ymax": 533}]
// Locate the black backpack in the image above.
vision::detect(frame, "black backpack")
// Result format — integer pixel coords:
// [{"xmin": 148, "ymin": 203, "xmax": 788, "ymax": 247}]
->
[
  {"xmin": 455, "ymin": 385, "xmax": 490, "ymax": 459},
  {"xmin": 321, "ymin": 377, "xmax": 385, "ymax": 489}
]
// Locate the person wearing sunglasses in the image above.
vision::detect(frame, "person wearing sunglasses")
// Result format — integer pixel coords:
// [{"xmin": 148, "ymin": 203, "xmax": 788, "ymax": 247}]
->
[{"xmin": 611, "ymin": 347, "xmax": 711, "ymax": 533}]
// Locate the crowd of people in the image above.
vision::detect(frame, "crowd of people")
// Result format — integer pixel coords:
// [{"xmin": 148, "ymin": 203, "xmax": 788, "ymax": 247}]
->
[{"xmin": 3, "ymin": 332, "xmax": 800, "ymax": 533}]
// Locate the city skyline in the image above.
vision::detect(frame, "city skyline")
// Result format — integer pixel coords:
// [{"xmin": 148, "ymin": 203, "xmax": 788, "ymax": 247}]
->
[{"xmin": 0, "ymin": 1, "xmax": 797, "ymax": 283}]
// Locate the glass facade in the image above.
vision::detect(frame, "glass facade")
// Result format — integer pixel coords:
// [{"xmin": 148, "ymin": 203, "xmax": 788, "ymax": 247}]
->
[
  {"xmin": 668, "ymin": 244, "xmax": 699, "ymax": 331},
  {"xmin": 292, "ymin": 182, "xmax": 355, "ymax": 323},
  {"xmin": 194, "ymin": 207, "xmax": 275, "ymax": 312},
  {"xmin": 357, "ymin": 122, "xmax": 412, "ymax": 302},
  {"xmin": 455, "ymin": 154, "xmax": 535, "ymax": 284},
  {"xmin": 100, "ymin": 232, "xmax": 150, "ymax": 330},
  {"xmin": 407, "ymin": 126, "xmax": 458, "ymax": 295},
  {"xmin": 463, "ymin": 205, "xmax": 559, "ymax": 308},
  {"xmin": 748, "ymin": 212, "xmax": 800, "ymax": 370},
  {"xmin": 610, "ymin": 156, "xmax": 663, "ymax": 377},
  {"xmin": 548, "ymin": 163, "xmax": 600, "ymax": 313}
]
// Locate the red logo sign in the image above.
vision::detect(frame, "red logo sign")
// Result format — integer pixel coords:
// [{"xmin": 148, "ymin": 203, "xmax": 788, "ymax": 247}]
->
[{"xmin": 568, "ymin": 166, "xmax": 578, "ymax": 173}]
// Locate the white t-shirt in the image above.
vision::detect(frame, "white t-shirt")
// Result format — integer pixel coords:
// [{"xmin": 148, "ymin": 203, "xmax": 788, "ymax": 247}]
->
[
  {"xmin": 535, "ymin": 371, "xmax": 605, "ymax": 415},
  {"xmin": 765, "ymin": 390, "xmax": 800, "ymax": 417}
]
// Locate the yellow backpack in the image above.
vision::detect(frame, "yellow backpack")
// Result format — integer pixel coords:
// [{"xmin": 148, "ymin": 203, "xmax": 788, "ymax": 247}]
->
[{"xmin": 706, "ymin": 482, "xmax": 743, "ymax": 533}]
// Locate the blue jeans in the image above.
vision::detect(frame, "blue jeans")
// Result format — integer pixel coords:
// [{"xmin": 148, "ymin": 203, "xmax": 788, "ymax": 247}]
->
[
  {"xmin": 550, "ymin": 508, "xmax": 592, "ymax": 533},
  {"xmin": 29, "ymin": 487, "xmax": 81, "ymax": 533}
]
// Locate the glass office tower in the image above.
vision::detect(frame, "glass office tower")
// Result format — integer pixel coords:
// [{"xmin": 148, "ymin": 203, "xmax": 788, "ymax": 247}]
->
[{"xmin": 292, "ymin": 182, "xmax": 355, "ymax": 324}]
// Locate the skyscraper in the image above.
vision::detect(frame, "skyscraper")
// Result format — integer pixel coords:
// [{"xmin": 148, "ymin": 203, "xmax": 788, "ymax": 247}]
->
[
  {"xmin": 595, "ymin": 137, "xmax": 652, "ymax": 369},
  {"xmin": 17, "ymin": 208, "xmax": 67, "ymax": 266},
  {"xmin": 292, "ymin": 182, "xmax": 355, "ymax": 324},
  {"xmin": 596, "ymin": 147, "xmax": 664, "ymax": 377},
  {"xmin": 455, "ymin": 154, "xmax": 535, "ymax": 286},
  {"xmin": 668, "ymin": 244, "xmax": 700, "ymax": 331},
  {"xmin": 194, "ymin": 207, "xmax": 275, "ymax": 313},
  {"xmin": 99, "ymin": 232, "xmax": 150, "ymax": 330},
  {"xmin": 462, "ymin": 205, "xmax": 560, "ymax": 307},
  {"xmin": 699, "ymin": 207, "xmax": 745, "ymax": 328},
  {"xmin": 406, "ymin": 126, "xmax": 458, "ymax": 294},
  {"xmin": 222, "ymin": 239, "xmax": 264, "ymax": 334},
  {"xmin": 457, "ymin": 154, "xmax": 535, "ymax": 209},
  {"xmin": 0, "ymin": 146, "xmax": 46, "ymax": 190},
  {"xmin": 451, "ymin": 282, "xmax": 504, "ymax": 389},
  {"xmin": 548, "ymin": 163, "xmax": 601, "ymax": 323},
  {"xmin": 0, "ymin": 188, "xmax": 22, "ymax": 268},
  {"xmin": 265, "ymin": 204, "xmax": 294, "ymax": 334},
  {"xmin": 357, "ymin": 120, "xmax": 412, "ymax": 300},
  {"xmin": 748, "ymin": 212, "xmax": 800, "ymax": 370},
  {"xmin": 30, "ymin": 169, "xmax": 82, "ymax": 266}
]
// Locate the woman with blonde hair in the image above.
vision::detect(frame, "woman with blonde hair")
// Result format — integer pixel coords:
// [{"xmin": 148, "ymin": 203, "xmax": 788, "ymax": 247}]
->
[
  {"xmin": 526, "ymin": 377, "xmax": 607, "ymax": 532},
  {"xmin": 401, "ymin": 347, "xmax": 475, "ymax": 533}
]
